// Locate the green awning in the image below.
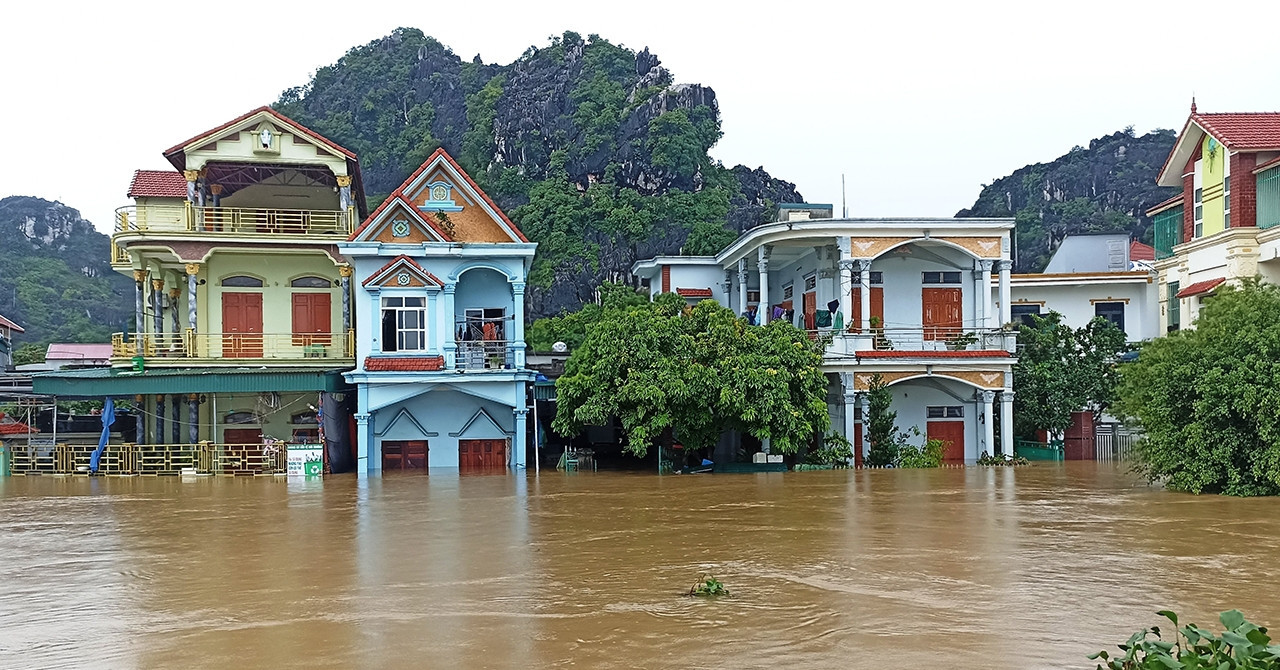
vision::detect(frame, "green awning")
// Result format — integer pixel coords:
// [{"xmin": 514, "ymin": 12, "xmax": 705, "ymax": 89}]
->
[
  {"xmin": 32, "ymin": 366, "xmax": 353, "ymax": 397},
  {"xmin": 533, "ymin": 379, "xmax": 557, "ymax": 401}
]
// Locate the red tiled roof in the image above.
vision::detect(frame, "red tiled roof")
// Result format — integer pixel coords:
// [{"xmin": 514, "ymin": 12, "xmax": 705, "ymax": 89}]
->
[
  {"xmin": 1176, "ymin": 277, "xmax": 1226, "ymax": 299},
  {"xmin": 1129, "ymin": 240, "xmax": 1156, "ymax": 262},
  {"xmin": 1192, "ymin": 112, "xmax": 1280, "ymax": 150},
  {"xmin": 363, "ymin": 356, "xmax": 445, "ymax": 372},
  {"xmin": 676, "ymin": 288, "xmax": 713, "ymax": 298},
  {"xmin": 857, "ymin": 350, "xmax": 1011, "ymax": 359},
  {"xmin": 0, "ymin": 313, "xmax": 23, "ymax": 333},
  {"xmin": 127, "ymin": 170, "xmax": 187, "ymax": 198},
  {"xmin": 0, "ymin": 413, "xmax": 36, "ymax": 435}
]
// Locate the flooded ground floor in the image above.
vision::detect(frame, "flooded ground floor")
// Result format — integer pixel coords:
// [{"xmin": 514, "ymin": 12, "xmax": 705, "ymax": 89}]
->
[{"xmin": 1, "ymin": 462, "xmax": 1277, "ymax": 669}]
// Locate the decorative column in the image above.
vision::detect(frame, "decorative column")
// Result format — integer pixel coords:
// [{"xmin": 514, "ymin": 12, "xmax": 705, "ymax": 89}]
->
[
  {"xmin": 853, "ymin": 259, "xmax": 872, "ymax": 332},
  {"xmin": 442, "ymin": 283, "xmax": 457, "ymax": 369},
  {"xmin": 355, "ymin": 412, "xmax": 372, "ymax": 476},
  {"xmin": 155, "ymin": 394, "xmax": 166, "ymax": 446},
  {"xmin": 337, "ymin": 175, "xmax": 354, "ymax": 231},
  {"xmin": 980, "ymin": 390, "xmax": 996, "ymax": 460},
  {"xmin": 208, "ymin": 183, "xmax": 223, "ymax": 208},
  {"xmin": 997, "ymin": 259, "xmax": 1012, "ymax": 327},
  {"xmin": 133, "ymin": 270, "xmax": 146, "ymax": 338},
  {"xmin": 1000, "ymin": 390, "xmax": 1015, "ymax": 459},
  {"xmin": 721, "ymin": 269, "xmax": 732, "ymax": 304},
  {"xmin": 135, "ymin": 394, "xmax": 146, "ymax": 445},
  {"xmin": 977, "ymin": 260, "xmax": 994, "ymax": 330},
  {"xmin": 188, "ymin": 394, "xmax": 199, "ymax": 444},
  {"xmin": 339, "ymin": 265, "xmax": 353, "ymax": 337},
  {"xmin": 168, "ymin": 287, "xmax": 181, "ymax": 336},
  {"xmin": 512, "ymin": 408, "xmax": 529, "ymax": 469},
  {"xmin": 841, "ymin": 373, "xmax": 858, "ymax": 466},
  {"xmin": 736, "ymin": 258, "xmax": 748, "ymax": 316},
  {"xmin": 858, "ymin": 391, "xmax": 871, "ymax": 463},
  {"xmin": 171, "ymin": 395, "xmax": 181, "ymax": 443},
  {"xmin": 151, "ymin": 278, "xmax": 165, "ymax": 337},
  {"xmin": 757, "ymin": 245, "xmax": 771, "ymax": 325},
  {"xmin": 511, "ymin": 280, "xmax": 526, "ymax": 368},
  {"xmin": 183, "ymin": 170, "xmax": 200, "ymax": 231}
]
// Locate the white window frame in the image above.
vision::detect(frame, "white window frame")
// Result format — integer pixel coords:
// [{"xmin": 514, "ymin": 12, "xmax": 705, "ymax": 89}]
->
[
  {"xmin": 381, "ymin": 295, "xmax": 428, "ymax": 353},
  {"xmin": 1223, "ymin": 156, "xmax": 1231, "ymax": 229},
  {"xmin": 1193, "ymin": 159, "xmax": 1204, "ymax": 238}
]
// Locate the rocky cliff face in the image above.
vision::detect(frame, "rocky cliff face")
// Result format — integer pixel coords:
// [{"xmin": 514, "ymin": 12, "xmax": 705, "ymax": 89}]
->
[
  {"xmin": 0, "ymin": 196, "xmax": 132, "ymax": 345},
  {"xmin": 957, "ymin": 128, "xmax": 1178, "ymax": 272},
  {"xmin": 276, "ymin": 29, "xmax": 800, "ymax": 318}
]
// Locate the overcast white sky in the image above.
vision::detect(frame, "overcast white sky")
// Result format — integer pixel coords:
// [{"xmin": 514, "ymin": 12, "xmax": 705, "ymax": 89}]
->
[{"xmin": 2, "ymin": 0, "xmax": 1278, "ymax": 233}]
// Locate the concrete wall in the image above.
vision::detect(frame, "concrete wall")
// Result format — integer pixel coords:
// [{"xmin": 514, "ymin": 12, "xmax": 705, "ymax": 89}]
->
[
  {"xmin": 372, "ymin": 388, "xmax": 517, "ymax": 469},
  {"xmin": 889, "ymin": 378, "xmax": 985, "ymax": 461},
  {"xmin": 199, "ymin": 251, "xmax": 343, "ymax": 339},
  {"xmin": 650, "ymin": 264, "xmax": 728, "ymax": 304},
  {"xmin": 1006, "ymin": 279, "xmax": 1159, "ymax": 341}
]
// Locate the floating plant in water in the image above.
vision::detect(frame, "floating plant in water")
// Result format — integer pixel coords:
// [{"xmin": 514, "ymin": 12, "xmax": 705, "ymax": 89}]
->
[{"xmin": 688, "ymin": 574, "xmax": 729, "ymax": 597}]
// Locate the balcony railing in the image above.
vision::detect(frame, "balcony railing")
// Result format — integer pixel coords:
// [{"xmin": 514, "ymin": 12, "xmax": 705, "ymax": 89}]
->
[
  {"xmin": 112, "ymin": 330, "xmax": 355, "ymax": 361},
  {"xmin": 114, "ymin": 204, "xmax": 351, "ymax": 237},
  {"xmin": 825, "ymin": 328, "xmax": 1017, "ymax": 358},
  {"xmin": 7, "ymin": 442, "xmax": 287, "ymax": 476},
  {"xmin": 456, "ymin": 340, "xmax": 516, "ymax": 370}
]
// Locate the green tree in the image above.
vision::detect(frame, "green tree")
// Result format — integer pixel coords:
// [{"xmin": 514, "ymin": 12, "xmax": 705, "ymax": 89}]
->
[
  {"xmin": 1013, "ymin": 311, "xmax": 1127, "ymax": 438},
  {"xmin": 11, "ymin": 343, "xmax": 44, "ymax": 366},
  {"xmin": 526, "ymin": 282, "xmax": 649, "ymax": 352},
  {"xmin": 552, "ymin": 295, "xmax": 828, "ymax": 457},
  {"xmin": 1115, "ymin": 280, "xmax": 1280, "ymax": 495},
  {"xmin": 865, "ymin": 374, "xmax": 899, "ymax": 466}
]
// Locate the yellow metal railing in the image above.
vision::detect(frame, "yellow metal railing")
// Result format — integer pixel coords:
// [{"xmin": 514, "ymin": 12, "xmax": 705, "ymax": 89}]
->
[
  {"xmin": 112, "ymin": 330, "xmax": 354, "ymax": 361},
  {"xmin": 114, "ymin": 204, "xmax": 349, "ymax": 235},
  {"xmin": 7, "ymin": 442, "xmax": 286, "ymax": 476}
]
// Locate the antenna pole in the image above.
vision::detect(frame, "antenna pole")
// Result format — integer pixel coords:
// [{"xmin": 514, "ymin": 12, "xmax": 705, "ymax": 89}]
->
[{"xmin": 841, "ymin": 174, "xmax": 847, "ymax": 218}]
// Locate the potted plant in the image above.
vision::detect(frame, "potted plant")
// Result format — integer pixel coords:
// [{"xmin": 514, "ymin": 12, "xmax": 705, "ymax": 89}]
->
[{"xmin": 945, "ymin": 331, "xmax": 978, "ymax": 351}]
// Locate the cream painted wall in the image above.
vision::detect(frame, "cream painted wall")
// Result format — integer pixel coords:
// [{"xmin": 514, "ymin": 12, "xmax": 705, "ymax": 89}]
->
[
  {"xmin": 202, "ymin": 251, "xmax": 342, "ymax": 338},
  {"xmin": 890, "ymin": 379, "xmax": 984, "ymax": 461},
  {"xmin": 654, "ymin": 264, "xmax": 728, "ymax": 304},
  {"xmin": 220, "ymin": 176, "xmax": 342, "ymax": 211},
  {"xmin": 185, "ymin": 130, "xmax": 348, "ymax": 176},
  {"xmin": 1005, "ymin": 279, "xmax": 1159, "ymax": 341}
]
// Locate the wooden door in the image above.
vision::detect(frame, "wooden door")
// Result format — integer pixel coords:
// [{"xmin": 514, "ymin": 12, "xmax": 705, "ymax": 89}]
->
[
  {"xmin": 853, "ymin": 422, "xmax": 863, "ymax": 468},
  {"xmin": 1063, "ymin": 411, "xmax": 1095, "ymax": 460},
  {"xmin": 222, "ymin": 292, "xmax": 263, "ymax": 357},
  {"xmin": 291, "ymin": 293, "xmax": 332, "ymax": 347},
  {"xmin": 222, "ymin": 427, "xmax": 264, "ymax": 474},
  {"xmin": 459, "ymin": 439, "xmax": 508, "ymax": 472},
  {"xmin": 922, "ymin": 288, "xmax": 962, "ymax": 341},
  {"xmin": 802, "ymin": 292, "xmax": 817, "ymax": 330},
  {"xmin": 383, "ymin": 440, "xmax": 428, "ymax": 471},
  {"xmin": 927, "ymin": 421, "xmax": 966, "ymax": 463},
  {"xmin": 849, "ymin": 287, "xmax": 885, "ymax": 332}
]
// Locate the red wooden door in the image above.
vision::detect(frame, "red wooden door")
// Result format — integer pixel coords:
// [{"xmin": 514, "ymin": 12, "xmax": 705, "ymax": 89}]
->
[
  {"xmin": 222, "ymin": 292, "xmax": 263, "ymax": 357},
  {"xmin": 849, "ymin": 287, "xmax": 885, "ymax": 332},
  {"xmin": 223, "ymin": 427, "xmax": 264, "ymax": 474},
  {"xmin": 459, "ymin": 439, "xmax": 508, "ymax": 471},
  {"xmin": 802, "ymin": 292, "xmax": 817, "ymax": 329},
  {"xmin": 922, "ymin": 288, "xmax": 962, "ymax": 341},
  {"xmin": 291, "ymin": 293, "xmax": 332, "ymax": 346},
  {"xmin": 383, "ymin": 440, "xmax": 428, "ymax": 471},
  {"xmin": 853, "ymin": 423, "xmax": 863, "ymax": 468},
  {"xmin": 927, "ymin": 421, "xmax": 966, "ymax": 463},
  {"xmin": 1064, "ymin": 411, "xmax": 1095, "ymax": 460}
]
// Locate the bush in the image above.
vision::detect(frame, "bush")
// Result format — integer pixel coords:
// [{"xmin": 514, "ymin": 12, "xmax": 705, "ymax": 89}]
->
[
  {"xmin": 1090, "ymin": 609, "xmax": 1280, "ymax": 669},
  {"xmin": 897, "ymin": 438, "xmax": 944, "ymax": 468},
  {"xmin": 804, "ymin": 432, "xmax": 854, "ymax": 467}
]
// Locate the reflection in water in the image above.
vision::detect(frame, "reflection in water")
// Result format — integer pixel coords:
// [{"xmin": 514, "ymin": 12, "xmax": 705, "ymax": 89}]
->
[{"xmin": 1, "ymin": 463, "xmax": 1277, "ymax": 669}]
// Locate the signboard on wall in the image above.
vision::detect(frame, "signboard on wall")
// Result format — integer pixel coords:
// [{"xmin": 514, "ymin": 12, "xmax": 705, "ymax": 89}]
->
[{"xmin": 286, "ymin": 444, "xmax": 323, "ymax": 477}]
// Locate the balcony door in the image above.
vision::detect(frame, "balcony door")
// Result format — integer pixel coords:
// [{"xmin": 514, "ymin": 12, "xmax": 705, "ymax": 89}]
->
[
  {"xmin": 922, "ymin": 288, "xmax": 962, "ymax": 341},
  {"xmin": 291, "ymin": 293, "xmax": 332, "ymax": 347},
  {"xmin": 222, "ymin": 292, "xmax": 263, "ymax": 357},
  {"xmin": 849, "ymin": 288, "xmax": 884, "ymax": 332}
]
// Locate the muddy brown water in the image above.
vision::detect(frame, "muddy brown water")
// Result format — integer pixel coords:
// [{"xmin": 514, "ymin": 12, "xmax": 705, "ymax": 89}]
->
[{"xmin": 1, "ymin": 463, "xmax": 1277, "ymax": 670}]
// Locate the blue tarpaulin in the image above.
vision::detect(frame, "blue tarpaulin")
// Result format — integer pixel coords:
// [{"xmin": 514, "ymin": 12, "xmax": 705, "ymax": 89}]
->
[{"xmin": 90, "ymin": 398, "xmax": 115, "ymax": 473}]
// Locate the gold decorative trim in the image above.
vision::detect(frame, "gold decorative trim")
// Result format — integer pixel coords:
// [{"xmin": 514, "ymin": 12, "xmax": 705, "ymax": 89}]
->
[
  {"xmin": 848, "ymin": 237, "xmax": 911, "ymax": 258},
  {"xmin": 338, "ymin": 265, "xmax": 354, "ymax": 278},
  {"xmin": 336, "ymin": 175, "xmax": 353, "ymax": 187},
  {"xmin": 1088, "ymin": 297, "xmax": 1130, "ymax": 305},
  {"xmin": 853, "ymin": 370, "xmax": 1005, "ymax": 391},
  {"xmin": 185, "ymin": 263, "xmax": 201, "ymax": 276},
  {"xmin": 133, "ymin": 270, "xmax": 147, "ymax": 282},
  {"xmin": 939, "ymin": 236, "xmax": 1003, "ymax": 258},
  {"xmin": 152, "ymin": 279, "xmax": 165, "ymax": 291},
  {"xmin": 183, "ymin": 170, "xmax": 199, "ymax": 182}
]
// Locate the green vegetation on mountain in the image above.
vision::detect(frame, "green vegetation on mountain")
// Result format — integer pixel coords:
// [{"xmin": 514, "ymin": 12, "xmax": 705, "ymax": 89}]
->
[
  {"xmin": 957, "ymin": 128, "xmax": 1179, "ymax": 272},
  {"xmin": 0, "ymin": 197, "xmax": 132, "ymax": 352},
  {"xmin": 275, "ymin": 29, "xmax": 799, "ymax": 317}
]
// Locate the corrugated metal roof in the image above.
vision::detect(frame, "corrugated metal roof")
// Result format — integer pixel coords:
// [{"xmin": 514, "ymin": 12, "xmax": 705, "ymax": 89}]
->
[{"xmin": 32, "ymin": 367, "xmax": 352, "ymax": 397}]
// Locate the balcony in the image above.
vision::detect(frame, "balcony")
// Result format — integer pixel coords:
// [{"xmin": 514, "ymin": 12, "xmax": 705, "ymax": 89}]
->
[
  {"xmin": 456, "ymin": 340, "xmax": 516, "ymax": 370},
  {"xmin": 112, "ymin": 330, "xmax": 355, "ymax": 364},
  {"xmin": 824, "ymin": 327, "xmax": 1017, "ymax": 359},
  {"xmin": 112, "ymin": 204, "xmax": 352, "ymax": 264}
]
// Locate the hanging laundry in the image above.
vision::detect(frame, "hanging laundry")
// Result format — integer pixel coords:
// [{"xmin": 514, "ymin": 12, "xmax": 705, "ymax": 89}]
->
[
  {"xmin": 833, "ymin": 310, "xmax": 844, "ymax": 331},
  {"xmin": 772, "ymin": 306, "xmax": 784, "ymax": 320},
  {"xmin": 815, "ymin": 310, "xmax": 832, "ymax": 328}
]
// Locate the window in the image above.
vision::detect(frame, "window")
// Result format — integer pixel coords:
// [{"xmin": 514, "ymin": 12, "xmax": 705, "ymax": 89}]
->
[
  {"xmin": 927, "ymin": 406, "xmax": 964, "ymax": 419},
  {"xmin": 922, "ymin": 271, "xmax": 962, "ymax": 284},
  {"xmin": 1094, "ymin": 301, "xmax": 1125, "ymax": 333},
  {"xmin": 221, "ymin": 275, "xmax": 264, "ymax": 287},
  {"xmin": 747, "ymin": 290, "xmax": 760, "ymax": 303},
  {"xmin": 381, "ymin": 296, "xmax": 427, "ymax": 352},
  {"xmin": 804, "ymin": 274, "xmax": 816, "ymax": 291},
  {"xmin": 1167, "ymin": 282, "xmax": 1180, "ymax": 332},
  {"xmin": 1223, "ymin": 161, "xmax": 1231, "ymax": 229},
  {"xmin": 782, "ymin": 284, "xmax": 793, "ymax": 301},
  {"xmin": 291, "ymin": 276, "xmax": 333, "ymax": 288},
  {"xmin": 1193, "ymin": 187, "xmax": 1203, "ymax": 237},
  {"xmin": 462, "ymin": 308, "xmax": 507, "ymax": 341},
  {"xmin": 869, "ymin": 271, "xmax": 883, "ymax": 285},
  {"xmin": 1010, "ymin": 304, "xmax": 1042, "ymax": 327}
]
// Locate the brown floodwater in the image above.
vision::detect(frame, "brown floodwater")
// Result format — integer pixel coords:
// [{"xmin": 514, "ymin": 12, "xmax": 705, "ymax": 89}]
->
[{"xmin": 1, "ymin": 463, "xmax": 1277, "ymax": 670}]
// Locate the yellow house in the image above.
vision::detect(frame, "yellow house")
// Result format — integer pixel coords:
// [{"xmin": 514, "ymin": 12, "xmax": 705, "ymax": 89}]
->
[{"xmin": 34, "ymin": 108, "xmax": 369, "ymax": 475}]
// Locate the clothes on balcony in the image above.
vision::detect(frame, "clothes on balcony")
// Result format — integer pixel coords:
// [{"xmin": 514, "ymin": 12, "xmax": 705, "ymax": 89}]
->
[
  {"xmin": 815, "ymin": 310, "xmax": 832, "ymax": 328},
  {"xmin": 772, "ymin": 306, "xmax": 784, "ymax": 321},
  {"xmin": 743, "ymin": 306, "xmax": 758, "ymax": 325},
  {"xmin": 832, "ymin": 311, "xmax": 844, "ymax": 331}
]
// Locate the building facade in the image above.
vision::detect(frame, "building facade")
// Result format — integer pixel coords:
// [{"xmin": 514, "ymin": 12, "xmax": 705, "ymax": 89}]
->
[
  {"xmin": 35, "ymin": 107, "xmax": 366, "ymax": 474},
  {"xmin": 633, "ymin": 207, "xmax": 1017, "ymax": 463},
  {"xmin": 1150, "ymin": 105, "xmax": 1280, "ymax": 332},
  {"xmin": 340, "ymin": 149, "xmax": 536, "ymax": 475}
]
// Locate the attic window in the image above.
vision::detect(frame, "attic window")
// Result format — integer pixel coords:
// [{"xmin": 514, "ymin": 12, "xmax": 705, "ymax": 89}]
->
[
  {"xmin": 291, "ymin": 276, "xmax": 332, "ymax": 288},
  {"xmin": 222, "ymin": 275, "xmax": 264, "ymax": 287},
  {"xmin": 253, "ymin": 123, "xmax": 281, "ymax": 155},
  {"xmin": 419, "ymin": 181, "xmax": 462, "ymax": 212}
]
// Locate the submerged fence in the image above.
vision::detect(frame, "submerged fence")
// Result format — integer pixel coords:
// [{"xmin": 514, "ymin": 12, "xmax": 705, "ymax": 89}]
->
[
  {"xmin": 7, "ymin": 443, "xmax": 287, "ymax": 476},
  {"xmin": 1095, "ymin": 424, "xmax": 1141, "ymax": 461}
]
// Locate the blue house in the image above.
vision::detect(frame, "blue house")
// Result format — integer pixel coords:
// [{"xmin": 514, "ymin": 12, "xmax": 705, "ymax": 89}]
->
[{"xmin": 340, "ymin": 149, "xmax": 536, "ymax": 474}]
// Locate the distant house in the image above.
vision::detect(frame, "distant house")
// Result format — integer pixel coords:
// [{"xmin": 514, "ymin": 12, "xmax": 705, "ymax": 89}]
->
[
  {"xmin": 0, "ymin": 313, "xmax": 22, "ymax": 369},
  {"xmin": 44, "ymin": 344, "xmax": 112, "ymax": 369},
  {"xmin": 1149, "ymin": 104, "xmax": 1280, "ymax": 332}
]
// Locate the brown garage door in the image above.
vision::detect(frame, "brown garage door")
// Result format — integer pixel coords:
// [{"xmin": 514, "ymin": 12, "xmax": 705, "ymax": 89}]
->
[
  {"xmin": 383, "ymin": 440, "xmax": 428, "ymax": 471},
  {"xmin": 458, "ymin": 439, "xmax": 508, "ymax": 472}
]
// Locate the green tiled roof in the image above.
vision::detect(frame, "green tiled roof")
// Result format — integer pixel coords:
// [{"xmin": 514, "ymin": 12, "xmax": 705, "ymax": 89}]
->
[{"xmin": 32, "ymin": 366, "xmax": 353, "ymax": 397}]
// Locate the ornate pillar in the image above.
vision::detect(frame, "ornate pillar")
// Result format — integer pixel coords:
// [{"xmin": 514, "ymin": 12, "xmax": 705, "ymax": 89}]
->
[
  {"xmin": 443, "ymin": 283, "xmax": 457, "ymax": 369},
  {"xmin": 838, "ymin": 258, "xmax": 855, "ymax": 332},
  {"xmin": 512, "ymin": 408, "xmax": 529, "ymax": 469},
  {"xmin": 997, "ymin": 260, "xmax": 1012, "ymax": 327},
  {"xmin": 980, "ymin": 390, "xmax": 996, "ymax": 460},
  {"xmin": 168, "ymin": 287, "xmax": 181, "ymax": 336},
  {"xmin": 337, "ymin": 175, "xmax": 354, "ymax": 231},
  {"xmin": 132, "ymin": 270, "xmax": 146, "ymax": 352},
  {"xmin": 151, "ymin": 278, "xmax": 165, "ymax": 337},
  {"xmin": 339, "ymin": 265, "xmax": 353, "ymax": 337},
  {"xmin": 976, "ymin": 260, "xmax": 994, "ymax": 330},
  {"xmin": 853, "ymin": 259, "xmax": 872, "ymax": 332},
  {"xmin": 135, "ymin": 394, "xmax": 146, "ymax": 445},
  {"xmin": 1000, "ymin": 390, "xmax": 1015, "ymax": 459},
  {"xmin": 185, "ymin": 263, "xmax": 199, "ymax": 329},
  {"xmin": 721, "ymin": 269, "xmax": 732, "ymax": 304},
  {"xmin": 736, "ymin": 258, "xmax": 748, "ymax": 316},
  {"xmin": 188, "ymin": 394, "xmax": 199, "ymax": 444},
  {"xmin": 511, "ymin": 280, "xmax": 526, "ymax": 368},
  {"xmin": 208, "ymin": 183, "xmax": 223, "ymax": 208},
  {"xmin": 155, "ymin": 394, "xmax": 166, "ymax": 446},
  {"xmin": 171, "ymin": 395, "xmax": 181, "ymax": 443},
  {"xmin": 841, "ymin": 373, "xmax": 858, "ymax": 466},
  {"xmin": 355, "ymin": 412, "xmax": 372, "ymax": 476},
  {"xmin": 757, "ymin": 245, "xmax": 771, "ymax": 325},
  {"xmin": 858, "ymin": 391, "xmax": 871, "ymax": 463}
]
